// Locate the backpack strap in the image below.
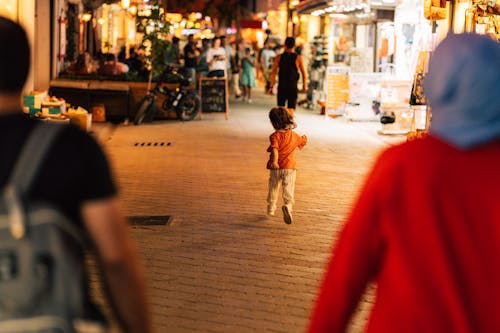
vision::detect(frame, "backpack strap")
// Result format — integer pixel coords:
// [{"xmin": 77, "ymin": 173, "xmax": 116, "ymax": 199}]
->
[{"xmin": 8, "ymin": 122, "xmax": 65, "ymax": 195}]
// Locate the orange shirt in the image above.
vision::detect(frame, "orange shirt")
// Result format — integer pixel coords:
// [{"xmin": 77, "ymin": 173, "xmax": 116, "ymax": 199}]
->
[{"xmin": 267, "ymin": 129, "xmax": 307, "ymax": 169}]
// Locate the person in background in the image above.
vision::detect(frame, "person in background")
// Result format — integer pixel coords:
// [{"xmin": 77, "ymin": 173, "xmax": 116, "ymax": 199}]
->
[
  {"xmin": 240, "ymin": 47, "xmax": 256, "ymax": 103},
  {"xmin": 220, "ymin": 36, "xmax": 233, "ymax": 82},
  {"xmin": 260, "ymin": 41, "xmax": 276, "ymax": 94},
  {"xmin": 126, "ymin": 47, "xmax": 148, "ymax": 78},
  {"xmin": 266, "ymin": 106, "xmax": 307, "ymax": 225},
  {"xmin": 116, "ymin": 52, "xmax": 129, "ymax": 74},
  {"xmin": 98, "ymin": 53, "xmax": 121, "ymax": 76},
  {"xmin": 117, "ymin": 46, "xmax": 127, "ymax": 65},
  {"xmin": 308, "ymin": 33, "xmax": 500, "ymax": 333},
  {"xmin": 230, "ymin": 41, "xmax": 242, "ymax": 99},
  {"xmin": 334, "ymin": 35, "xmax": 351, "ymax": 64},
  {"xmin": 268, "ymin": 37, "xmax": 307, "ymax": 113},
  {"xmin": 0, "ymin": 16, "xmax": 152, "ymax": 333},
  {"xmin": 206, "ymin": 36, "xmax": 227, "ymax": 78},
  {"xmin": 183, "ymin": 34, "xmax": 199, "ymax": 85},
  {"xmin": 67, "ymin": 52, "xmax": 94, "ymax": 75},
  {"xmin": 197, "ymin": 38, "xmax": 210, "ymax": 78},
  {"xmin": 165, "ymin": 36, "xmax": 181, "ymax": 65}
]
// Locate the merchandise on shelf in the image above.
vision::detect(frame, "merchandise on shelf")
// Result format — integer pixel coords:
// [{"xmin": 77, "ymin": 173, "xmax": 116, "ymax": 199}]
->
[{"xmin": 306, "ymin": 35, "xmax": 328, "ymax": 109}]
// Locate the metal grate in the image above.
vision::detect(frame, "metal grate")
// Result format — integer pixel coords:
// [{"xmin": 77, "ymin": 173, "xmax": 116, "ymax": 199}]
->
[
  {"xmin": 133, "ymin": 142, "xmax": 173, "ymax": 147},
  {"xmin": 127, "ymin": 215, "xmax": 173, "ymax": 226}
]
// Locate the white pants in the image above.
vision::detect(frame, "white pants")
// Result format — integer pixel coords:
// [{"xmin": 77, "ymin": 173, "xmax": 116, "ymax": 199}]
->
[
  {"xmin": 232, "ymin": 72, "xmax": 242, "ymax": 96},
  {"xmin": 267, "ymin": 169, "xmax": 296, "ymax": 212}
]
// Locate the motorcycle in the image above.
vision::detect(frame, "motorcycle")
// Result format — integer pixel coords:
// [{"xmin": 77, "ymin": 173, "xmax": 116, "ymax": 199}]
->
[{"xmin": 134, "ymin": 66, "xmax": 201, "ymax": 125}]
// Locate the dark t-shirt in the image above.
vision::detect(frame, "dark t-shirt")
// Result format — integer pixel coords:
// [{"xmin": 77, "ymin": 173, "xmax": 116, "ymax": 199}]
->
[
  {"xmin": 184, "ymin": 44, "xmax": 197, "ymax": 68},
  {"xmin": 0, "ymin": 113, "xmax": 116, "ymax": 225},
  {"xmin": 0, "ymin": 112, "xmax": 116, "ymax": 320}
]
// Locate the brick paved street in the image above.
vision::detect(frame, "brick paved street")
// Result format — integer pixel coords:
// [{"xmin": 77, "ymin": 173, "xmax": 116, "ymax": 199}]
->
[{"xmin": 93, "ymin": 90, "xmax": 405, "ymax": 333}]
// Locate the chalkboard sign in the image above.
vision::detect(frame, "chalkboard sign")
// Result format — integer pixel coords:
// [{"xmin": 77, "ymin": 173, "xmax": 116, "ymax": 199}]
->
[{"xmin": 199, "ymin": 77, "xmax": 229, "ymax": 119}]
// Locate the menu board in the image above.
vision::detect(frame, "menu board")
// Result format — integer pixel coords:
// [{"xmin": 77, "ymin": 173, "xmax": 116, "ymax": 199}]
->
[
  {"xmin": 199, "ymin": 77, "xmax": 229, "ymax": 119},
  {"xmin": 325, "ymin": 66, "xmax": 350, "ymax": 116}
]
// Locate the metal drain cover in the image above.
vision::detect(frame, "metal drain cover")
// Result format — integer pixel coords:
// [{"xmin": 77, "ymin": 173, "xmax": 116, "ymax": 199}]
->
[
  {"xmin": 127, "ymin": 216, "xmax": 173, "ymax": 226},
  {"xmin": 134, "ymin": 142, "xmax": 173, "ymax": 147}
]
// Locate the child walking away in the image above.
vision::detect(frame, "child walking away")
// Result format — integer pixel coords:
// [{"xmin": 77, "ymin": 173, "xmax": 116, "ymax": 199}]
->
[{"xmin": 266, "ymin": 107, "xmax": 307, "ymax": 224}]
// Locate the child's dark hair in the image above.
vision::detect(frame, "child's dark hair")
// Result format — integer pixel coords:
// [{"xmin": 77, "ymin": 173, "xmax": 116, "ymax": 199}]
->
[{"xmin": 269, "ymin": 106, "xmax": 295, "ymax": 130}]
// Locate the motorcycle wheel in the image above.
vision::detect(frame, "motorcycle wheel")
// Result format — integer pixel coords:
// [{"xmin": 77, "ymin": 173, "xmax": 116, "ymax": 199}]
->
[
  {"xmin": 134, "ymin": 96, "xmax": 155, "ymax": 125},
  {"xmin": 176, "ymin": 92, "xmax": 201, "ymax": 121}
]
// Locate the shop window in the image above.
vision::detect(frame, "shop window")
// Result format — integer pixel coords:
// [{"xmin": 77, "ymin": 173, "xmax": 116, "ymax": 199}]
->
[{"xmin": 0, "ymin": 0, "xmax": 18, "ymax": 21}]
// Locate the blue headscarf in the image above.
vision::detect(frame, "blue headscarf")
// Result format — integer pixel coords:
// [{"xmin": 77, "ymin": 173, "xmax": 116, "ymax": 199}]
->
[{"xmin": 424, "ymin": 33, "xmax": 500, "ymax": 149}]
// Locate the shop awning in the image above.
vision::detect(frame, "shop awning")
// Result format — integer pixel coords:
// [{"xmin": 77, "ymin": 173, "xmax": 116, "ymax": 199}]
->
[
  {"xmin": 294, "ymin": 0, "xmax": 329, "ymax": 14},
  {"xmin": 82, "ymin": 0, "xmax": 120, "ymax": 10}
]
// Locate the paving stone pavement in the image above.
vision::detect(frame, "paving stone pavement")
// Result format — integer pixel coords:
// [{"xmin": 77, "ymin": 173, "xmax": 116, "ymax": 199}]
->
[{"xmin": 90, "ymin": 90, "xmax": 405, "ymax": 333}]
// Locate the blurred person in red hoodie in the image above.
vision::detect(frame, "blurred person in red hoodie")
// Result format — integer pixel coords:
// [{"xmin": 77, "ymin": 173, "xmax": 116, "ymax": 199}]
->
[{"xmin": 308, "ymin": 33, "xmax": 500, "ymax": 333}]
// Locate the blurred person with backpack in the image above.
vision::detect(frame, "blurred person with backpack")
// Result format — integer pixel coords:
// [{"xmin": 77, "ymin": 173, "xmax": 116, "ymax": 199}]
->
[{"xmin": 0, "ymin": 17, "xmax": 152, "ymax": 333}]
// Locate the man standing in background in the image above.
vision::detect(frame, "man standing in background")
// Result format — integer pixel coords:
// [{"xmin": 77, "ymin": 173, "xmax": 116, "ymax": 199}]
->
[{"xmin": 184, "ymin": 34, "xmax": 199, "ymax": 85}]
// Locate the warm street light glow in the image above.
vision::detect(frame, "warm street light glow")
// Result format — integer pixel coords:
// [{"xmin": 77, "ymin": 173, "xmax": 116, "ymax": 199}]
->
[
  {"xmin": 82, "ymin": 13, "xmax": 92, "ymax": 22},
  {"xmin": 129, "ymin": 5, "xmax": 138, "ymax": 15},
  {"xmin": 98, "ymin": 18, "xmax": 105, "ymax": 25},
  {"xmin": 122, "ymin": 0, "xmax": 130, "ymax": 9}
]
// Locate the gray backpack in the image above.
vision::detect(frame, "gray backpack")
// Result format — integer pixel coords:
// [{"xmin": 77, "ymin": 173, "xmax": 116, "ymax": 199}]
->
[{"xmin": 0, "ymin": 123, "xmax": 87, "ymax": 332}]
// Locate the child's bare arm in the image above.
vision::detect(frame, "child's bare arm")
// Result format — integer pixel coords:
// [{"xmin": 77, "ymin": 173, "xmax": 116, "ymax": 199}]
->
[
  {"xmin": 298, "ymin": 135, "xmax": 308, "ymax": 149},
  {"xmin": 271, "ymin": 148, "xmax": 279, "ymax": 169}
]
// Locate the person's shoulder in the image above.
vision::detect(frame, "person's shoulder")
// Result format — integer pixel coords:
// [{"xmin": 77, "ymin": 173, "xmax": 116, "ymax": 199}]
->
[
  {"xmin": 377, "ymin": 135, "xmax": 440, "ymax": 169},
  {"xmin": 55, "ymin": 124, "xmax": 103, "ymax": 155}
]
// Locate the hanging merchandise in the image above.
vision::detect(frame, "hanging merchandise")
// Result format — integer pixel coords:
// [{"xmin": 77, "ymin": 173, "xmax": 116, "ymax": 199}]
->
[
  {"xmin": 465, "ymin": 0, "xmax": 500, "ymax": 37},
  {"xmin": 409, "ymin": 50, "xmax": 430, "ymax": 106},
  {"xmin": 406, "ymin": 50, "xmax": 431, "ymax": 140},
  {"xmin": 306, "ymin": 35, "xmax": 328, "ymax": 110},
  {"xmin": 424, "ymin": 0, "xmax": 447, "ymax": 20}
]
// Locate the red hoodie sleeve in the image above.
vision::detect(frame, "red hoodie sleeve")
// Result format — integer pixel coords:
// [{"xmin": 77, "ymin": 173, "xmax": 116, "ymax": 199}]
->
[{"xmin": 307, "ymin": 152, "xmax": 389, "ymax": 333}]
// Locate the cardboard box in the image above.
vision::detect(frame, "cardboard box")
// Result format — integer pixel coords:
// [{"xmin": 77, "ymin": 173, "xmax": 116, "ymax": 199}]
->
[
  {"xmin": 23, "ymin": 91, "xmax": 47, "ymax": 109},
  {"xmin": 29, "ymin": 107, "xmax": 41, "ymax": 115},
  {"xmin": 67, "ymin": 107, "xmax": 92, "ymax": 131},
  {"xmin": 41, "ymin": 100, "xmax": 66, "ymax": 115}
]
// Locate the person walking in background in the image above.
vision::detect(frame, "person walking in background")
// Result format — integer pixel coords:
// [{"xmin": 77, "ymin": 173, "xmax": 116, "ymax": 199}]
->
[
  {"xmin": 241, "ymin": 47, "xmax": 257, "ymax": 103},
  {"xmin": 197, "ymin": 38, "xmax": 210, "ymax": 78},
  {"xmin": 308, "ymin": 33, "xmax": 500, "ymax": 333},
  {"xmin": 260, "ymin": 41, "xmax": 276, "ymax": 94},
  {"xmin": 230, "ymin": 41, "xmax": 242, "ymax": 99},
  {"xmin": 0, "ymin": 17, "xmax": 152, "ymax": 333},
  {"xmin": 269, "ymin": 37, "xmax": 307, "ymax": 113},
  {"xmin": 206, "ymin": 36, "xmax": 227, "ymax": 78},
  {"xmin": 221, "ymin": 36, "xmax": 233, "ymax": 84},
  {"xmin": 183, "ymin": 34, "xmax": 199, "ymax": 85},
  {"xmin": 266, "ymin": 107, "xmax": 307, "ymax": 224}
]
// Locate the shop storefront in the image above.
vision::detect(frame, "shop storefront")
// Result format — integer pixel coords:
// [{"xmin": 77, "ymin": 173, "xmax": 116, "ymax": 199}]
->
[
  {"xmin": 293, "ymin": 0, "xmax": 448, "ymax": 136},
  {"xmin": 1, "ymin": 0, "xmax": 53, "ymax": 92}
]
